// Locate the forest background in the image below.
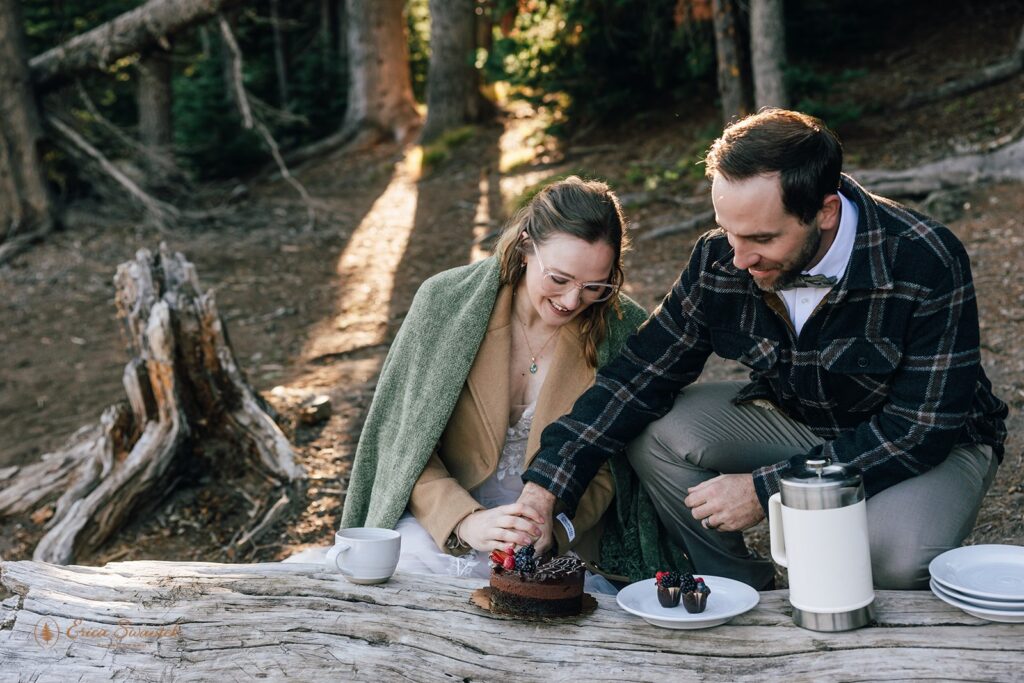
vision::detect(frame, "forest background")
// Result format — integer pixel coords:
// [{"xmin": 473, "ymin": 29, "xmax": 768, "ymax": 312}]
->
[{"xmin": 0, "ymin": 0, "xmax": 1021, "ymax": 569}]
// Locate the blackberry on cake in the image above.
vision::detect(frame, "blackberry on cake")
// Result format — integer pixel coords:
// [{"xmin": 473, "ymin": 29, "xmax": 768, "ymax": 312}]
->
[
  {"xmin": 682, "ymin": 573, "xmax": 711, "ymax": 613},
  {"xmin": 488, "ymin": 544, "xmax": 585, "ymax": 617},
  {"xmin": 655, "ymin": 571, "xmax": 682, "ymax": 608}
]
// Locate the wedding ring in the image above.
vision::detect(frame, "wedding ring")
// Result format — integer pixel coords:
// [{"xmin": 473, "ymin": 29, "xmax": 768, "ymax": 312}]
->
[{"xmin": 702, "ymin": 518, "xmax": 712, "ymax": 530}]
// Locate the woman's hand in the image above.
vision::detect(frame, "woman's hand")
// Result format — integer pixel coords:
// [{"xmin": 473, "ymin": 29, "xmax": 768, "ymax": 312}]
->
[{"xmin": 456, "ymin": 503, "xmax": 545, "ymax": 552}]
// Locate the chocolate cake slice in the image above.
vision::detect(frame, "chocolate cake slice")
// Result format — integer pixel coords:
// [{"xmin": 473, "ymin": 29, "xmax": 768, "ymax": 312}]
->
[{"xmin": 489, "ymin": 547, "xmax": 585, "ymax": 618}]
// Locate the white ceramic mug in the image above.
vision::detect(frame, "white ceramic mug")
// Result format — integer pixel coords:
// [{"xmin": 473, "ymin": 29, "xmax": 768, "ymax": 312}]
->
[{"xmin": 324, "ymin": 528, "xmax": 401, "ymax": 584}]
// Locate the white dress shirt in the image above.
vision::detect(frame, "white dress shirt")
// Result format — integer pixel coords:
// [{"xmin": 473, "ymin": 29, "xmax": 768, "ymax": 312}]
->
[{"xmin": 779, "ymin": 192, "xmax": 858, "ymax": 337}]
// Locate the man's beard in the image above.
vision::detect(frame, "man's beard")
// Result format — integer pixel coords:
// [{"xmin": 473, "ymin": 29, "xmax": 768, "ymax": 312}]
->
[{"xmin": 751, "ymin": 227, "xmax": 822, "ymax": 293}]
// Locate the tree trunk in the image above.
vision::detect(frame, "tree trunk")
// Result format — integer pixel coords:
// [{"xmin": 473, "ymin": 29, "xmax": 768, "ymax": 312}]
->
[
  {"xmin": 342, "ymin": 0, "xmax": 419, "ymax": 144},
  {"xmin": 0, "ymin": 245, "xmax": 302, "ymax": 564},
  {"xmin": 320, "ymin": 0, "xmax": 335, "ymax": 75},
  {"xmin": 29, "ymin": 0, "xmax": 248, "ymax": 92},
  {"xmin": 0, "ymin": 0, "xmax": 57, "ymax": 262},
  {"xmin": 270, "ymin": 0, "xmax": 289, "ymax": 107},
  {"xmin": 750, "ymin": 0, "xmax": 787, "ymax": 109},
  {"xmin": 710, "ymin": 0, "xmax": 749, "ymax": 125},
  {"xmin": 137, "ymin": 45, "xmax": 175, "ymax": 181},
  {"xmin": 337, "ymin": 0, "xmax": 348, "ymax": 79},
  {"xmin": 420, "ymin": 0, "xmax": 477, "ymax": 144}
]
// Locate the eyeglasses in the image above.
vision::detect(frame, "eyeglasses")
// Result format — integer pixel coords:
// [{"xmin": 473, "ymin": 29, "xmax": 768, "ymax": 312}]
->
[{"xmin": 531, "ymin": 242, "xmax": 618, "ymax": 303}]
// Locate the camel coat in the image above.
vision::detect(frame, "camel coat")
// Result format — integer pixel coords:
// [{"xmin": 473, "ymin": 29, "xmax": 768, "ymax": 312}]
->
[{"xmin": 408, "ymin": 285, "xmax": 615, "ymax": 561}]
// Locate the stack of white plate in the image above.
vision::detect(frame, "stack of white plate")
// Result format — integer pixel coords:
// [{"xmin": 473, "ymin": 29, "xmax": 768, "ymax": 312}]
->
[{"xmin": 929, "ymin": 544, "xmax": 1024, "ymax": 623}]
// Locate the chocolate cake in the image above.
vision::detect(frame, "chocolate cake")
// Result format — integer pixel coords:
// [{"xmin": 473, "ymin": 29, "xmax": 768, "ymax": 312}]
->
[
  {"xmin": 488, "ymin": 545, "xmax": 585, "ymax": 617},
  {"xmin": 681, "ymin": 573, "xmax": 711, "ymax": 613},
  {"xmin": 655, "ymin": 571, "xmax": 682, "ymax": 607}
]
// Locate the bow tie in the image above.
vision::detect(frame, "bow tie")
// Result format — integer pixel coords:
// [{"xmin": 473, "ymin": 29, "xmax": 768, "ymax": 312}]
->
[{"xmin": 786, "ymin": 273, "xmax": 838, "ymax": 288}]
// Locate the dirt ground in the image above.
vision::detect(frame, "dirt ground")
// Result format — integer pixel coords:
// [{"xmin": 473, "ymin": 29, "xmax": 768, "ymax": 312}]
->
[{"xmin": 1, "ymin": 2, "xmax": 1022, "ymax": 569}]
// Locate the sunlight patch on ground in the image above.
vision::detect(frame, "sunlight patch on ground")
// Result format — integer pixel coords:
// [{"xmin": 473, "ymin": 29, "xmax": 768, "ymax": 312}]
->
[
  {"xmin": 470, "ymin": 171, "xmax": 494, "ymax": 263},
  {"xmin": 302, "ymin": 151, "xmax": 420, "ymax": 361}
]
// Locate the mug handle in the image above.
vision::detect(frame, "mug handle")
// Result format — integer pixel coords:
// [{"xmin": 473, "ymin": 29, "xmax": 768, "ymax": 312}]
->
[
  {"xmin": 768, "ymin": 493, "xmax": 788, "ymax": 568},
  {"xmin": 325, "ymin": 542, "xmax": 354, "ymax": 576}
]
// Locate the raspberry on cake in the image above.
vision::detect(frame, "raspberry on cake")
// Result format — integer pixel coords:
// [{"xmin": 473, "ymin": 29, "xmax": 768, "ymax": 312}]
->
[
  {"xmin": 655, "ymin": 571, "xmax": 682, "ymax": 608},
  {"xmin": 488, "ymin": 544, "xmax": 585, "ymax": 618}
]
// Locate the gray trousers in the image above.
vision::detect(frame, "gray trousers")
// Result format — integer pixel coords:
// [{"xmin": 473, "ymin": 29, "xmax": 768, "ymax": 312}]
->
[{"xmin": 626, "ymin": 382, "xmax": 997, "ymax": 590}]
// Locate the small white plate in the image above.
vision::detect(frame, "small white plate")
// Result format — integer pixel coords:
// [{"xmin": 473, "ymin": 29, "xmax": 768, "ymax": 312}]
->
[
  {"xmin": 616, "ymin": 576, "xmax": 760, "ymax": 629},
  {"xmin": 930, "ymin": 579, "xmax": 1024, "ymax": 623},
  {"xmin": 929, "ymin": 545, "xmax": 1024, "ymax": 601},
  {"xmin": 931, "ymin": 580, "xmax": 1024, "ymax": 610}
]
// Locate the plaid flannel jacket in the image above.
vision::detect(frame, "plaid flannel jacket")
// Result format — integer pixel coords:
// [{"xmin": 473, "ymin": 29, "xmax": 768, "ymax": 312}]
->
[{"xmin": 524, "ymin": 175, "xmax": 1008, "ymax": 513}]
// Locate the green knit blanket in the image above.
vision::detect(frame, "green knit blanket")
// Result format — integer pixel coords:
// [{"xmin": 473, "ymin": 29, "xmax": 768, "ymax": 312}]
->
[{"xmin": 340, "ymin": 256, "xmax": 691, "ymax": 582}]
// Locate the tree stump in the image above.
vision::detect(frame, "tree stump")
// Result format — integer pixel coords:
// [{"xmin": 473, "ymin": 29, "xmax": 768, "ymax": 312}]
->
[{"xmin": 0, "ymin": 244, "xmax": 302, "ymax": 564}]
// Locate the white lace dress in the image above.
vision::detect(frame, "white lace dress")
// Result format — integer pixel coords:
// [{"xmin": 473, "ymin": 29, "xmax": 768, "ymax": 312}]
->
[{"xmin": 392, "ymin": 401, "xmax": 536, "ymax": 580}]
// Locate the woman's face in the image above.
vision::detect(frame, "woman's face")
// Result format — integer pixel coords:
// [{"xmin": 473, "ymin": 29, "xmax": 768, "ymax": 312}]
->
[{"xmin": 521, "ymin": 232, "xmax": 616, "ymax": 327}]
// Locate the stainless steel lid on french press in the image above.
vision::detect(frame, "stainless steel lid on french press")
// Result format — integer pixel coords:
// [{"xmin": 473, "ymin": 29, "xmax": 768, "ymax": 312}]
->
[{"xmin": 779, "ymin": 457, "xmax": 865, "ymax": 510}]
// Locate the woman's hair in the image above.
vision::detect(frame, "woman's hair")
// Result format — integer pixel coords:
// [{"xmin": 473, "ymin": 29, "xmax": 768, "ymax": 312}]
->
[{"xmin": 495, "ymin": 175, "xmax": 630, "ymax": 367}]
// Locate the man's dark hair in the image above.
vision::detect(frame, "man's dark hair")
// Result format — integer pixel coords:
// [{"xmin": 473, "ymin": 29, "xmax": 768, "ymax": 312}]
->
[{"xmin": 704, "ymin": 109, "xmax": 843, "ymax": 224}]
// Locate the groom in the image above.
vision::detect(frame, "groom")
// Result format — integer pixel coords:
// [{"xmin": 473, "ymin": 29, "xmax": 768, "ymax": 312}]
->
[{"xmin": 517, "ymin": 109, "xmax": 1007, "ymax": 590}]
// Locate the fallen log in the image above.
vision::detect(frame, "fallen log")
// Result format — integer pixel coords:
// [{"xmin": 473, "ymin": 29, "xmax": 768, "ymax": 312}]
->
[
  {"xmin": 0, "ymin": 245, "xmax": 302, "ymax": 564},
  {"xmin": 1, "ymin": 561, "xmax": 1022, "ymax": 681},
  {"xmin": 898, "ymin": 24, "xmax": 1024, "ymax": 110},
  {"xmin": 853, "ymin": 136, "xmax": 1024, "ymax": 198},
  {"xmin": 638, "ymin": 209, "xmax": 716, "ymax": 241},
  {"xmin": 28, "ymin": 0, "xmax": 247, "ymax": 92}
]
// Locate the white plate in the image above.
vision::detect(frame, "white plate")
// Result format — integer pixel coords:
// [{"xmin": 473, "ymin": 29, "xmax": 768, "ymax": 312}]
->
[
  {"xmin": 616, "ymin": 576, "xmax": 759, "ymax": 629},
  {"xmin": 930, "ymin": 579, "xmax": 1024, "ymax": 623},
  {"xmin": 929, "ymin": 545, "xmax": 1024, "ymax": 601},
  {"xmin": 931, "ymin": 579, "xmax": 1024, "ymax": 610}
]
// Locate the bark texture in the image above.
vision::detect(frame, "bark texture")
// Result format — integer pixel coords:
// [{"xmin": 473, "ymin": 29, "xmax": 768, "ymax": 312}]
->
[
  {"xmin": 137, "ymin": 46, "xmax": 175, "ymax": 183},
  {"xmin": 29, "ymin": 0, "xmax": 247, "ymax": 92},
  {"xmin": 0, "ymin": 245, "xmax": 302, "ymax": 564},
  {"xmin": 750, "ymin": 0, "xmax": 788, "ymax": 109},
  {"xmin": 1, "ymin": 562, "xmax": 1022, "ymax": 680},
  {"xmin": 342, "ymin": 0, "xmax": 419, "ymax": 144},
  {"xmin": 711, "ymin": 0, "xmax": 749, "ymax": 125},
  {"xmin": 270, "ymin": 0, "xmax": 289, "ymax": 107},
  {"xmin": 0, "ymin": 0, "xmax": 56, "ymax": 261},
  {"xmin": 420, "ymin": 0, "xmax": 477, "ymax": 144}
]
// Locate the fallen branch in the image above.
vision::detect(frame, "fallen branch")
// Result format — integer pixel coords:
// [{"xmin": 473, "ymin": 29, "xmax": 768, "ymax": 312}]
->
[
  {"xmin": 73, "ymin": 80, "xmax": 188, "ymax": 187},
  {"xmin": 854, "ymin": 136, "xmax": 1024, "ymax": 198},
  {"xmin": 219, "ymin": 16, "xmax": 316, "ymax": 232},
  {"xmin": 638, "ymin": 209, "xmax": 716, "ymax": 241},
  {"xmin": 29, "ymin": 0, "xmax": 247, "ymax": 92},
  {"xmin": 898, "ymin": 25, "xmax": 1024, "ymax": 110},
  {"xmin": 235, "ymin": 492, "xmax": 291, "ymax": 549},
  {"xmin": 45, "ymin": 114, "xmax": 180, "ymax": 231}
]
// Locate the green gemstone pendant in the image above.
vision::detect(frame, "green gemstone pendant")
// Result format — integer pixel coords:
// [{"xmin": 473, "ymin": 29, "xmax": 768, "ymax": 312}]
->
[{"xmin": 529, "ymin": 359, "xmax": 538, "ymax": 374}]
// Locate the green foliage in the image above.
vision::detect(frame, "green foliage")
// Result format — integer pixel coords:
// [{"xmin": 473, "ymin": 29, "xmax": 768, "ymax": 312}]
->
[
  {"xmin": 407, "ymin": 0, "xmax": 431, "ymax": 102},
  {"xmin": 507, "ymin": 169, "xmax": 591, "ymax": 213},
  {"xmin": 785, "ymin": 65, "xmax": 867, "ymax": 127},
  {"xmin": 484, "ymin": 1, "xmax": 716, "ymax": 130},
  {"xmin": 421, "ymin": 125, "xmax": 477, "ymax": 170},
  {"xmin": 173, "ymin": 52, "xmax": 265, "ymax": 179},
  {"xmin": 623, "ymin": 123, "xmax": 719, "ymax": 192}
]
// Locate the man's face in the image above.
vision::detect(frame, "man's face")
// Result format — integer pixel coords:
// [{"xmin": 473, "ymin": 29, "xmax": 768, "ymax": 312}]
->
[{"xmin": 711, "ymin": 173, "xmax": 837, "ymax": 292}]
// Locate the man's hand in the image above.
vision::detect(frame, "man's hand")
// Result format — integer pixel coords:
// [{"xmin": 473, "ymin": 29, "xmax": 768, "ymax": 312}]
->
[
  {"xmin": 456, "ymin": 503, "xmax": 544, "ymax": 552},
  {"xmin": 515, "ymin": 482, "xmax": 557, "ymax": 554},
  {"xmin": 684, "ymin": 474, "xmax": 764, "ymax": 532}
]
